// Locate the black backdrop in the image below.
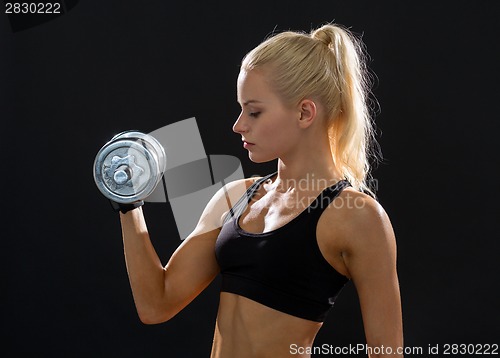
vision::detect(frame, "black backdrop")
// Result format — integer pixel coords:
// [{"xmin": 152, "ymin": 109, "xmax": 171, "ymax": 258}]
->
[{"xmin": 1, "ymin": 1, "xmax": 499, "ymax": 356}]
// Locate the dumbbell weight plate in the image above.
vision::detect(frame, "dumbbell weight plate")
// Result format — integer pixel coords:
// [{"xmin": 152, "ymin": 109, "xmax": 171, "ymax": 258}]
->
[
  {"xmin": 111, "ymin": 131, "xmax": 167, "ymax": 175},
  {"xmin": 93, "ymin": 132, "xmax": 166, "ymax": 204}
]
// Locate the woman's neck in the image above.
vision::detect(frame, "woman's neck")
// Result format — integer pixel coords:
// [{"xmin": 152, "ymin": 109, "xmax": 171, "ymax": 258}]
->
[{"xmin": 274, "ymin": 144, "xmax": 343, "ymax": 192}]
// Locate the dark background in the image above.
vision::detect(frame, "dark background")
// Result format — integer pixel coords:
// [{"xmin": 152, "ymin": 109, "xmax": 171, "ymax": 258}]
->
[{"xmin": 1, "ymin": 0, "xmax": 499, "ymax": 356}]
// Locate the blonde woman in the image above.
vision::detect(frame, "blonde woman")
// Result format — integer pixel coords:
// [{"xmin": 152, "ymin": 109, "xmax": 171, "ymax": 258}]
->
[{"xmin": 118, "ymin": 23, "xmax": 403, "ymax": 358}]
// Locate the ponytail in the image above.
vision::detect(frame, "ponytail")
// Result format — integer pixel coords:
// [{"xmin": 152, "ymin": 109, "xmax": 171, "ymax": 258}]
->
[
  {"xmin": 242, "ymin": 23, "xmax": 379, "ymax": 195},
  {"xmin": 311, "ymin": 24, "xmax": 378, "ymax": 195}
]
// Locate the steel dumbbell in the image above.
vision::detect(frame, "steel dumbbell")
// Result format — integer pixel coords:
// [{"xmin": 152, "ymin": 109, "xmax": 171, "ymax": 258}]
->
[{"xmin": 93, "ymin": 131, "xmax": 167, "ymax": 204}]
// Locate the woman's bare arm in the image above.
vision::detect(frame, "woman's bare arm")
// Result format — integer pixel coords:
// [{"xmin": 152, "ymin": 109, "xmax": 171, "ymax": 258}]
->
[
  {"xmin": 120, "ymin": 178, "xmax": 251, "ymax": 324},
  {"xmin": 321, "ymin": 190, "xmax": 404, "ymax": 358}
]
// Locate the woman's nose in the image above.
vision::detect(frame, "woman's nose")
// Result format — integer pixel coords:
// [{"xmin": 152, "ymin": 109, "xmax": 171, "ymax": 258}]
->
[{"xmin": 232, "ymin": 113, "xmax": 247, "ymax": 134}]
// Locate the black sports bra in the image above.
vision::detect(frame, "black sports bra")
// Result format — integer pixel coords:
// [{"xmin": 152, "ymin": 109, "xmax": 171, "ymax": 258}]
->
[{"xmin": 215, "ymin": 172, "xmax": 351, "ymax": 322}]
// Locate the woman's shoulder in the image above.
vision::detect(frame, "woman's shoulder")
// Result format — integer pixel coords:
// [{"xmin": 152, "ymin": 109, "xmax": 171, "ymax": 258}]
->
[
  {"xmin": 194, "ymin": 176, "xmax": 262, "ymax": 233},
  {"xmin": 336, "ymin": 187, "xmax": 385, "ymax": 219},
  {"xmin": 323, "ymin": 187, "xmax": 394, "ymax": 246}
]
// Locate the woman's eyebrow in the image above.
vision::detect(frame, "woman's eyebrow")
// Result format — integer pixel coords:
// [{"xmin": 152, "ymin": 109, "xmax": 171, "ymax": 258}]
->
[{"xmin": 238, "ymin": 99, "xmax": 264, "ymax": 106}]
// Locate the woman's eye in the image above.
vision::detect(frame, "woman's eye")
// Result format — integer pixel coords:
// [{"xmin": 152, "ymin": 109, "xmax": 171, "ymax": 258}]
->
[{"xmin": 249, "ymin": 112, "xmax": 261, "ymax": 118}]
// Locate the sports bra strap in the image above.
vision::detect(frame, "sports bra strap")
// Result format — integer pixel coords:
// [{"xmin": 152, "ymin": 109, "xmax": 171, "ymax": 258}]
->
[{"xmin": 222, "ymin": 172, "xmax": 277, "ymax": 226}]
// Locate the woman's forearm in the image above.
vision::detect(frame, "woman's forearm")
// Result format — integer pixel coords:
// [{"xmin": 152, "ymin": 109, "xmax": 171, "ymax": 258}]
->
[{"xmin": 120, "ymin": 207, "xmax": 169, "ymax": 323}]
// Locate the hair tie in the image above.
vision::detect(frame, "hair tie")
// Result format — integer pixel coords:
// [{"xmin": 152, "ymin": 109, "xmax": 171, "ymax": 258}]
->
[{"xmin": 312, "ymin": 30, "xmax": 333, "ymax": 47}]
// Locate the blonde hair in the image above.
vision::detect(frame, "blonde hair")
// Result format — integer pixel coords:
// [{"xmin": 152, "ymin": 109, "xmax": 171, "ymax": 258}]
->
[{"xmin": 241, "ymin": 23, "xmax": 379, "ymax": 195}]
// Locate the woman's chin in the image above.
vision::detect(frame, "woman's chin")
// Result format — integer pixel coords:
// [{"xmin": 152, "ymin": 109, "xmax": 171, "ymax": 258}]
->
[{"xmin": 248, "ymin": 153, "xmax": 276, "ymax": 164}]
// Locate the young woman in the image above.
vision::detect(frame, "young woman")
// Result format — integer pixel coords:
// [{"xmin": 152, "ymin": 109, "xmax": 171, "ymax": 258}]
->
[{"xmin": 118, "ymin": 23, "xmax": 403, "ymax": 358}]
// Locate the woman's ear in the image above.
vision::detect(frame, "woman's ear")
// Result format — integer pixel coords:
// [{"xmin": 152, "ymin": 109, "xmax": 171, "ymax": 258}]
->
[{"xmin": 297, "ymin": 99, "xmax": 317, "ymax": 129}]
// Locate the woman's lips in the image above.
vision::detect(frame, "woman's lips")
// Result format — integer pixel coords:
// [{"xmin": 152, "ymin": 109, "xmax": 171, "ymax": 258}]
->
[{"xmin": 243, "ymin": 141, "xmax": 255, "ymax": 148}]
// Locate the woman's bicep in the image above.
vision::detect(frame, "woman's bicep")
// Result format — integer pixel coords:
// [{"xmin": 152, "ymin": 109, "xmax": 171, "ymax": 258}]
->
[
  {"xmin": 159, "ymin": 178, "xmax": 252, "ymax": 320},
  {"xmin": 161, "ymin": 228, "xmax": 221, "ymax": 318}
]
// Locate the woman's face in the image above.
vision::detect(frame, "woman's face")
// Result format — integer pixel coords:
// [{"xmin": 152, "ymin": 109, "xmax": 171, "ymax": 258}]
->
[{"xmin": 233, "ymin": 69, "xmax": 302, "ymax": 163}]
